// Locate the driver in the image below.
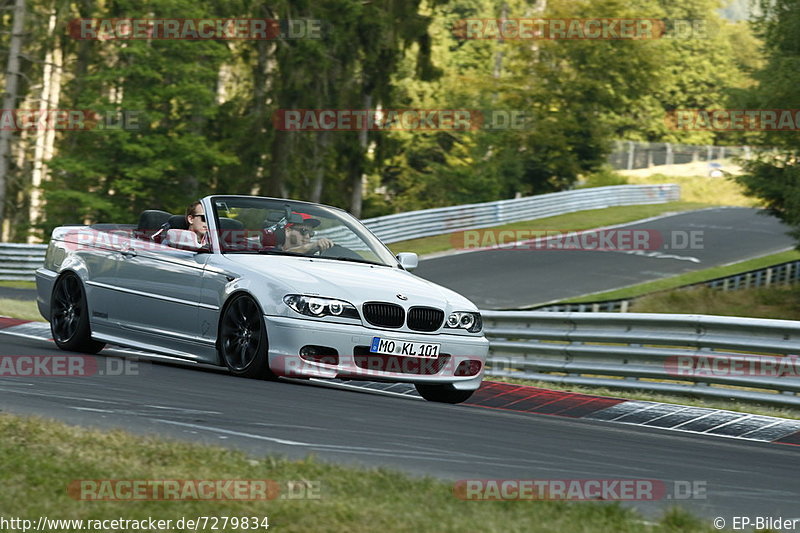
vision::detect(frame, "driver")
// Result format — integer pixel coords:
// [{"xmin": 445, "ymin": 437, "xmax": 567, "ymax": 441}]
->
[{"xmin": 283, "ymin": 212, "xmax": 334, "ymax": 254}]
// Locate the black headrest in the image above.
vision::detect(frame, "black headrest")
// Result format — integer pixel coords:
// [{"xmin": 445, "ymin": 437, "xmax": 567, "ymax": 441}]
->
[
  {"xmin": 167, "ymin": 214, "xmax": 189, "ymax": 230},
  {"xmin": 137, "ymin": 210, "xmax": 172, "ymax": 231}
]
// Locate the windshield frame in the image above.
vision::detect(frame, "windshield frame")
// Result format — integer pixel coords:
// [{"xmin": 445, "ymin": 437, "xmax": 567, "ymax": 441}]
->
[{"xmin": 206, "ymin": 195, "xmax": 399, "ymax": 267}]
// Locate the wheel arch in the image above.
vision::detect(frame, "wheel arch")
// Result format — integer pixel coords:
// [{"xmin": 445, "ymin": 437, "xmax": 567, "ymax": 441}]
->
[{"xmin": 215, "ymin": 289, "xmax": 267, "ymax": 350}]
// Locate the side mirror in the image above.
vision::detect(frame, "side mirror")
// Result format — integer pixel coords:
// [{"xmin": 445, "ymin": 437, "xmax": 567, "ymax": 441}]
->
[
  {"xmin": 396, "ymin": 252, "xmax": 418, "ymax": 271},
  {"xmin": 165, "ymin": 229, "xmax": 203, "ymax": 252}
]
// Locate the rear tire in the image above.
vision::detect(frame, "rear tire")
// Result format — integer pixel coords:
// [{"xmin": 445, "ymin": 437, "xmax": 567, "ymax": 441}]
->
[
  {"xmin": 415, "ymin": 383, "xmax": 475, "ymax": 404},
  {"xmin": 218, "ymin": 293, "xmax": 276, "ymax": 379},
  {"xmin": 50, "ymin": 272, "xmax": 106, "ymax": 354}
]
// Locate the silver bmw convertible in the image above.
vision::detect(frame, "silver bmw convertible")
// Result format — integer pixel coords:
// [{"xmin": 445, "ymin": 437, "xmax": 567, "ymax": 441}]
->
[{"xmin": 35, "ymin": 195, "xmax": 488, "ymax": 403}]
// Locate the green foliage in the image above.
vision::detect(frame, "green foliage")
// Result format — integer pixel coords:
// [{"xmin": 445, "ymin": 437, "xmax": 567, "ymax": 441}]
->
[
  {"xmin": 735, "ymin": 0, "xmax": 800, "ymax": 244},
  {"xmin": 368, "ymin": 0, "xmax": 755, "ymax": 213},
  {"xmin": 737, "ymin": 155, "xmax": 800, "ymax": 242},
  {"xmin": 44, "ymin": 0, "xmax": 240, "ymax": 233},
  {"xmin": 0, "ymin": 0, "xmax": 763, "ymax": 237},
  {"xmin": 578, "ymin": 167, "xmax": 629, "ymax": 188}
]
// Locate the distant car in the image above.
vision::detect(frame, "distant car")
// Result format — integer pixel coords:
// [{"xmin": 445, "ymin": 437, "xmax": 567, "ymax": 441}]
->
[
  {"xmin": 35, "ymin": 195, "xmax": 488, "ymax": 403},
  {"xmin": 708, "ymin": 162, "xmax": 724, "ymax": 178}
]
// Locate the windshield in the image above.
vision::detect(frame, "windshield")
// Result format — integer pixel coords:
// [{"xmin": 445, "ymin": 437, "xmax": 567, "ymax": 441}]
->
[{"xmin": 210, "ymin": 196, "xmax": 398, "ymax": 267}]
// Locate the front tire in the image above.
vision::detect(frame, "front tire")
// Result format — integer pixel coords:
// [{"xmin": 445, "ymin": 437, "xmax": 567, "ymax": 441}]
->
[
  {"xmin": 415, "ymin": 383, "xmax": 475, "ymax": 404},
  {"xmin": 50, "ymin": 272, "xmax": 105, "ymax": 354},
  {"xmin": 218, "ymin": 293, "xmax": 275, "ymax": 379}
]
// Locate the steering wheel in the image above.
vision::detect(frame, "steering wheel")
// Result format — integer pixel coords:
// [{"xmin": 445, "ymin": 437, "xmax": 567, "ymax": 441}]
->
[{"xmin": 318, "ymin": 244, "xmax": 362, "ymax": 260}]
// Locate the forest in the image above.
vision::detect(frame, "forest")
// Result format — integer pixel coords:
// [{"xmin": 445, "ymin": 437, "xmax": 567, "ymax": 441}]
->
[{"xmin": 0, "ymin": 0, "xmax": 787, "ymax": 242}]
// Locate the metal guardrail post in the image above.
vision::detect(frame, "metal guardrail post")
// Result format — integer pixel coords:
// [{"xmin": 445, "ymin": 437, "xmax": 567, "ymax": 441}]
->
[{"xmin": 626, "ymin": 141, "xmax": 635, "ymax": 170}]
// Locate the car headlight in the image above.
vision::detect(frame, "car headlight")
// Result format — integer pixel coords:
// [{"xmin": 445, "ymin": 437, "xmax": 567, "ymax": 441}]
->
[
  {"xmin": 444, "ymin": 311, "xmax": 482, "ymax": 333},
  {"xmin": 284, "ymin": 295, "xmax": 360, "ymax": 320}
]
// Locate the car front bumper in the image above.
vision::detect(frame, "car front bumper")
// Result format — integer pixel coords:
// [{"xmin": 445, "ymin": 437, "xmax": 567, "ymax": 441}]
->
[{"xmin": 265, "ymin": 315, "xmax": 489, "ymax": 389}]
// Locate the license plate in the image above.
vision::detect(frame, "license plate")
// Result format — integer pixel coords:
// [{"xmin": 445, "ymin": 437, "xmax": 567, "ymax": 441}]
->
[{"xmin": 370, "ymin": 337, "xmax": 440, "ymax": 358}]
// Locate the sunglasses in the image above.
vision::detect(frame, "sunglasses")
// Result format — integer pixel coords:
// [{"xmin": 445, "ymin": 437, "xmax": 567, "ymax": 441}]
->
[
  {"xmin": 191, "ymin": 213, "xmax": 206, "ymax": 222},
  {"xmin": 290, "ymin": 226, "xmax": 314, "ymax": 237}
]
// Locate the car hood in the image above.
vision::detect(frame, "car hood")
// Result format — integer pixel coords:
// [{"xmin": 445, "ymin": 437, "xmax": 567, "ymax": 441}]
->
[{"xmin": 222, "ymin": 254, "xmax": 477, "ymax": 310}]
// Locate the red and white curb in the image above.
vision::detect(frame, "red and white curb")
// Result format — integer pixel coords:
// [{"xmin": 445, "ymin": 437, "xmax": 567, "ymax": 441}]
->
[{"xmin": 3, "ymin": 316, "xmax": 800, "ymax": 446}]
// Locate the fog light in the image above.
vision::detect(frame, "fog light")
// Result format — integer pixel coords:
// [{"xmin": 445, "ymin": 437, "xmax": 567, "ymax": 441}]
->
[
  {"xmin": 299, "ymin": 345, "xmax": 339, "ymax": 365},
  {"xmin": 455, "ymin": 359, "xmax": 482, "ymax": 376}
]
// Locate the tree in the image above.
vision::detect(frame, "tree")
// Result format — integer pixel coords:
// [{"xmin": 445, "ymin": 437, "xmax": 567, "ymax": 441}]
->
[
  {"xmin": 43, "ymin": 0, "xmax": 239, "ymax": 233},
  {"xmin": 0, "ymin": 0, "xmax": 26, "ymax": 240},
  {"xmin": 735, "ymin": 0, "xmax": 800, "ymax": 243}
]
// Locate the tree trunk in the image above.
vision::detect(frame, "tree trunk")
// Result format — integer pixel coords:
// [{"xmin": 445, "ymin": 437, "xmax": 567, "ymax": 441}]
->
[
  {"xmin": 492, "ymin": 3, "xmax": 508, "ymax": 79},
  {"xmin": 250, "ymin": 30, "xmax": 274, "ymax": 194},
  {"xmin": 0, "ymin": 0, "xmax": 26, "ymax": 241},
  {"xmin": 30, "ymin": 8, "xmax": 63, "ymax": 242},
  {"xmin": 309, "ymin": 130, "xmax": 329, "ymax": 202},
  {"xmin": 349, "ymin": 92, "xmax": 371, "ymax": 218},
  {"xmin": 267, "ymin": 129, "xmax": 289, "ymax": 198}
]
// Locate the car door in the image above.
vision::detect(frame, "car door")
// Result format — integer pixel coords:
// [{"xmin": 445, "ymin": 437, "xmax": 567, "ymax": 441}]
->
[
  {"xmin": 67, "ymin": 227, "xmax": 123, "ymax": 328},
  {"xmin": 111, "ymin": 235, "xmax": 210, "ymax": 351}
]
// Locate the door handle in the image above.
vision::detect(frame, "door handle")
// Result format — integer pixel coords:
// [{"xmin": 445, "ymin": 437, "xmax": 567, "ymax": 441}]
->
[{"xmin": 120, "ymin": 248, "xmax": 137, "ymax": 258}]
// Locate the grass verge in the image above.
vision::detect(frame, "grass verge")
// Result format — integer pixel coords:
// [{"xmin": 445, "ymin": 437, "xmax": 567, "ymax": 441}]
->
[
  {"xmin": 562, "ymin": 249, "xmax": 800, "ymax": 303},
  {"xmin": 624, "ymin": 174, "xmax": 756, "ymax": 208},
  {"xmin": 489, "ymin": 377, "xmax": 800, "ymax": 421},
  {"xmin": 0, "ymin": 280, "xmax": 36, "ymax": 289},
  {"xmin": 0, "ymin": 297, "xmax": 43, "ymax": 321},
  {"xmin": 1, "ymin": 413, "xmax": 713, "ymax": 532},
  {"xmin": 632, "ymin": 284, "xmax": 800, "ymax": 321},
  {"xmin": 389, "ymin": 201, "xmax": 710, "ymax": 256}
]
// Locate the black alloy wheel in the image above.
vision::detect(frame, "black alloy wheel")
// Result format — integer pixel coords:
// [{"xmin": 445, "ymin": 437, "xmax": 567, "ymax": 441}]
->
[
  {"xmin": 219, "ymin": 294, "xmax": 275, "ymax": 379},
  {"xmin": 50, "ymin": 273, "xmax": 106, "ymax": 354}
]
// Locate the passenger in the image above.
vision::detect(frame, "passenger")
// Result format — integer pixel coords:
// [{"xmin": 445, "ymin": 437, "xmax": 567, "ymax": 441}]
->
[
  {"xmin": 186, "ymin": 201, "xmax": 208, "ymax": 246},
  {"xmin": 283, "ymin": 212, "xmax": 333, "ymax": 254}
]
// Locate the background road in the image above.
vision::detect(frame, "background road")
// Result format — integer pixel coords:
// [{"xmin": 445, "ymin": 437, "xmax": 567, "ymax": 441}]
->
[
  {"xmin": 1, "ymin": 207, "xmax": 793, "ymax": 309},
  {"xmin": 0, "ymin": 332, "xmax": 798, "ymax": 521},
  {"xmin": 415, "ymin": 207, "xmax": 795, "ymax": 308}
]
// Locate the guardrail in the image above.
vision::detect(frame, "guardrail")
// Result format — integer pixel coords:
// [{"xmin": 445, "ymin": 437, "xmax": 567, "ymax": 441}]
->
[
  {"xmin": 481, "ymin": 311, "xmax": 800, "ymax": 407},
  {"xmin": 0, "ymin": 185, "xmax": 680, "ymax": 280},
  {"xmin": 533, "ymin": 259, "xmax": 800, "ymax": 313},
  {"xmin": 364, "ymin": 184, "xmax": 679, "ymax": 244},
  {"xmin": 0, "ymin": 243, "xmax": 47, "ymax": 282}
]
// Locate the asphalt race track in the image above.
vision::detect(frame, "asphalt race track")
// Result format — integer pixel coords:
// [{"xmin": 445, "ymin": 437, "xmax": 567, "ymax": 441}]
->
[
  {"xmin": 1, "ymin": 206, "xmax": 799, "ymax": 522},
  {"xmin": 414, "ymin": 207, "xmax": 795, "ymax": 309},
  {"xmin": 0, "ymin": 332, "xmax": 799, "ymax": 521}
]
